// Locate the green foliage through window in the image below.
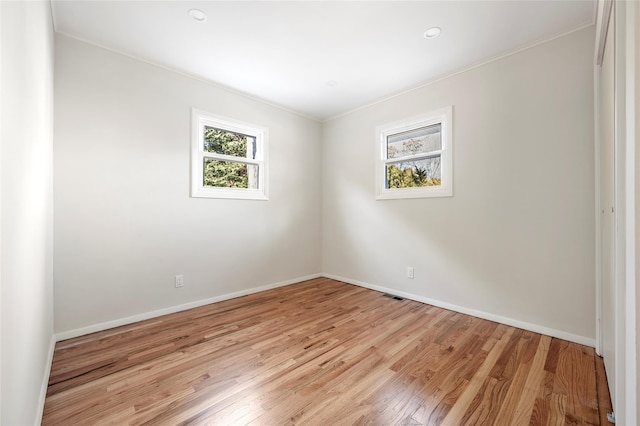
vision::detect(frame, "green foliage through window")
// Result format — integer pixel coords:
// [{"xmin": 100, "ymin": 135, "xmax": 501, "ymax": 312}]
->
[
  {"xmin": 204, "ymin": 159, "xmax": 259, "ymax": 189},
  {"xmin": 203, "ymin": 127, "xmax": 256, "ymax": 159},
  {"xmin": 202, "ymin": 127, "xmax": 258, "ymax": 189},
  {"xmin": 386, "ymin": 163, "xmax": 441, "ymax": 188}
]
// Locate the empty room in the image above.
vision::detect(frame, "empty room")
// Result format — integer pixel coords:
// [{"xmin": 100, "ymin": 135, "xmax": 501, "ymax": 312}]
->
[{"xmin": 1, "ymin": 0, "xmax": 639, "ymax": 425}]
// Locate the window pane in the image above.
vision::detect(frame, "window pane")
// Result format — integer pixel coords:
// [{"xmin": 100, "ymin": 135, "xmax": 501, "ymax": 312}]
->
[
  {"xmin": 387, "ymin": 123, "xmax": 441, "ymax": 159},
  {"xmin": 203, "ymin": 159, "xmax": 259, "ymax": 189},
  {"xmin": 203, "ymin": 126, "xmax": 257, "ymax": 160},
  {"xmin": 386, "ymin": 155, "xmax": 441, "ymax": 188}
]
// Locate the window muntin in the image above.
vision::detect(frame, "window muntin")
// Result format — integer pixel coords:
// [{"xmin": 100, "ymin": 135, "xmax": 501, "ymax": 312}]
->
[
  {"xmin": 192, "ymin": 110, "xmax": 268, "ymax": 200},
  {"xmin": 376, "ymin": 107, "xmax": 452, "ymax": 199}
]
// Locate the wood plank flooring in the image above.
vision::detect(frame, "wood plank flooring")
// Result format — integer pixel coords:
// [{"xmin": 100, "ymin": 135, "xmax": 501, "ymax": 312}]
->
[{"xmin": 44, "ymin": 278, "xmax": 612, "ymax": 425}]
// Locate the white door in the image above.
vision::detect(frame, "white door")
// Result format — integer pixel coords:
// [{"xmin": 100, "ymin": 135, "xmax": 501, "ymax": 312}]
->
[{"xmin": 599, "ymin": 3, "xmax": 616, "ymax": 405}]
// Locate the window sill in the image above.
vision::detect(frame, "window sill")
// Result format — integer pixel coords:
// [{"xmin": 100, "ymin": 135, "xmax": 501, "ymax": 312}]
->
[
  {"xmin": 191, "ymin": 187, "xmax": 268, "ymax": 201},
  {"xmin": 376, "ymin": 185, "xmax": 452, "ymax": 200}
]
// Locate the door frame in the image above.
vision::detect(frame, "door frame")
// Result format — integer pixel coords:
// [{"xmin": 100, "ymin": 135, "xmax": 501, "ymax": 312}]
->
[{"xmin": 594, "ymin": 0, "xmax": 637, "ymax": 423}]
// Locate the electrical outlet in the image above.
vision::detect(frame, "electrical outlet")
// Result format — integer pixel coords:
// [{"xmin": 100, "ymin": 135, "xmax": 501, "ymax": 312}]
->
[
  {"xmin": 175, "ymin": 275, "xmax": 184, "ymax": 288},
  {"xmin": 407, "ymin": 267, "xmax": 414, "ymax": 279}
]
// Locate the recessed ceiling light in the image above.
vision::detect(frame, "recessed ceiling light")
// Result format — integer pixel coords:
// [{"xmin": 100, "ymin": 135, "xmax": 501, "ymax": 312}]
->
[
  {"xmin": 424, "ymin": 27, "xmax": 441, "ymax": 39},
  {"xmin": 326, "ymin": 80, "xmax": 338, "ymax": 87},
  {"xmin": 188, "ymin": 9, "xmax": 207, "ymax": 22}
]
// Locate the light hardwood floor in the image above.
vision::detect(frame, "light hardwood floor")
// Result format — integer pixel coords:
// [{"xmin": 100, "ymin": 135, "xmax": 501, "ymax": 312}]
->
[{"xmin": 44, "ymin": 278, "xmax": 611, "ymax": 425}]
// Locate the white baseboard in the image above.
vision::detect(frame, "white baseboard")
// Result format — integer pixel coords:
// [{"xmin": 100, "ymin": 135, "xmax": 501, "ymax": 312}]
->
[
  {"xmin": 36, "ymin": 334, "xmax": 56, "ymax": 425},
  {"xmin": 55, "ymin": 273, "xmax": 322, "ymax": 341},
  {"xmin": 55, "ymin": 271, "xmax": 595, "ymax": 348},
  {"xmin": 322, "ymin": 273, "xmax": 596, "ymax": 348}
]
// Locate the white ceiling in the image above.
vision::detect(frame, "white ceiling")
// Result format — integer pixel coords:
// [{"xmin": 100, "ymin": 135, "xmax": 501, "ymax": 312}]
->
[{"xmin": 51, "ymin": 1, "xmax": 596, "ymax": 120}]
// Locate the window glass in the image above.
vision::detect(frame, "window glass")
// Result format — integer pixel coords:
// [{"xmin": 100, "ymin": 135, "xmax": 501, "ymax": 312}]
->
[
  {"xmin": 386, "ymin": 156, "xmax": 441, "ymax": 188},
  {"xmin": 203, "ymin": 159, "xmax": 259, "ymax": 189},
  {"xmin": 203, "ymin": 126, "xmax": 257, "ymax": 160},
  {"xmin": 387, "ymin": 124, "xmax": 442, "ymax": 159}
]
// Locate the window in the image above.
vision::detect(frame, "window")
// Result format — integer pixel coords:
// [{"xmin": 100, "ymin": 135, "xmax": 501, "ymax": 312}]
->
[
  {"xmin": 191, "ymin": 109, "xmax": 268, "ymax": 200},
  {"xmin": 375, "ymin": 106, "xmax": 452, "ymax": 199}
]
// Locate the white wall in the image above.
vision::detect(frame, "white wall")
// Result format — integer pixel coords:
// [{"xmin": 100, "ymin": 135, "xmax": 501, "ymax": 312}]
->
[
  {"xmin": 54, "ymin": 35, "xmax": 323, "ymax": 334},
  {"xmin": 323, "ymin": 27, "xmax": 596, "ymax": 343},
  {"xmin": 1, "ymin": 1, "xmax": 55, "ymax": 424}
]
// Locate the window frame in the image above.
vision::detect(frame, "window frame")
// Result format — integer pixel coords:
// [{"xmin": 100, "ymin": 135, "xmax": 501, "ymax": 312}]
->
[
  {"xmin": 375, "ymin": 106, "xmax": 453, "ymax": 200},
  {"xmin": 191, "ymin": 109, "xmax": 268, "ymax": 200}
]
